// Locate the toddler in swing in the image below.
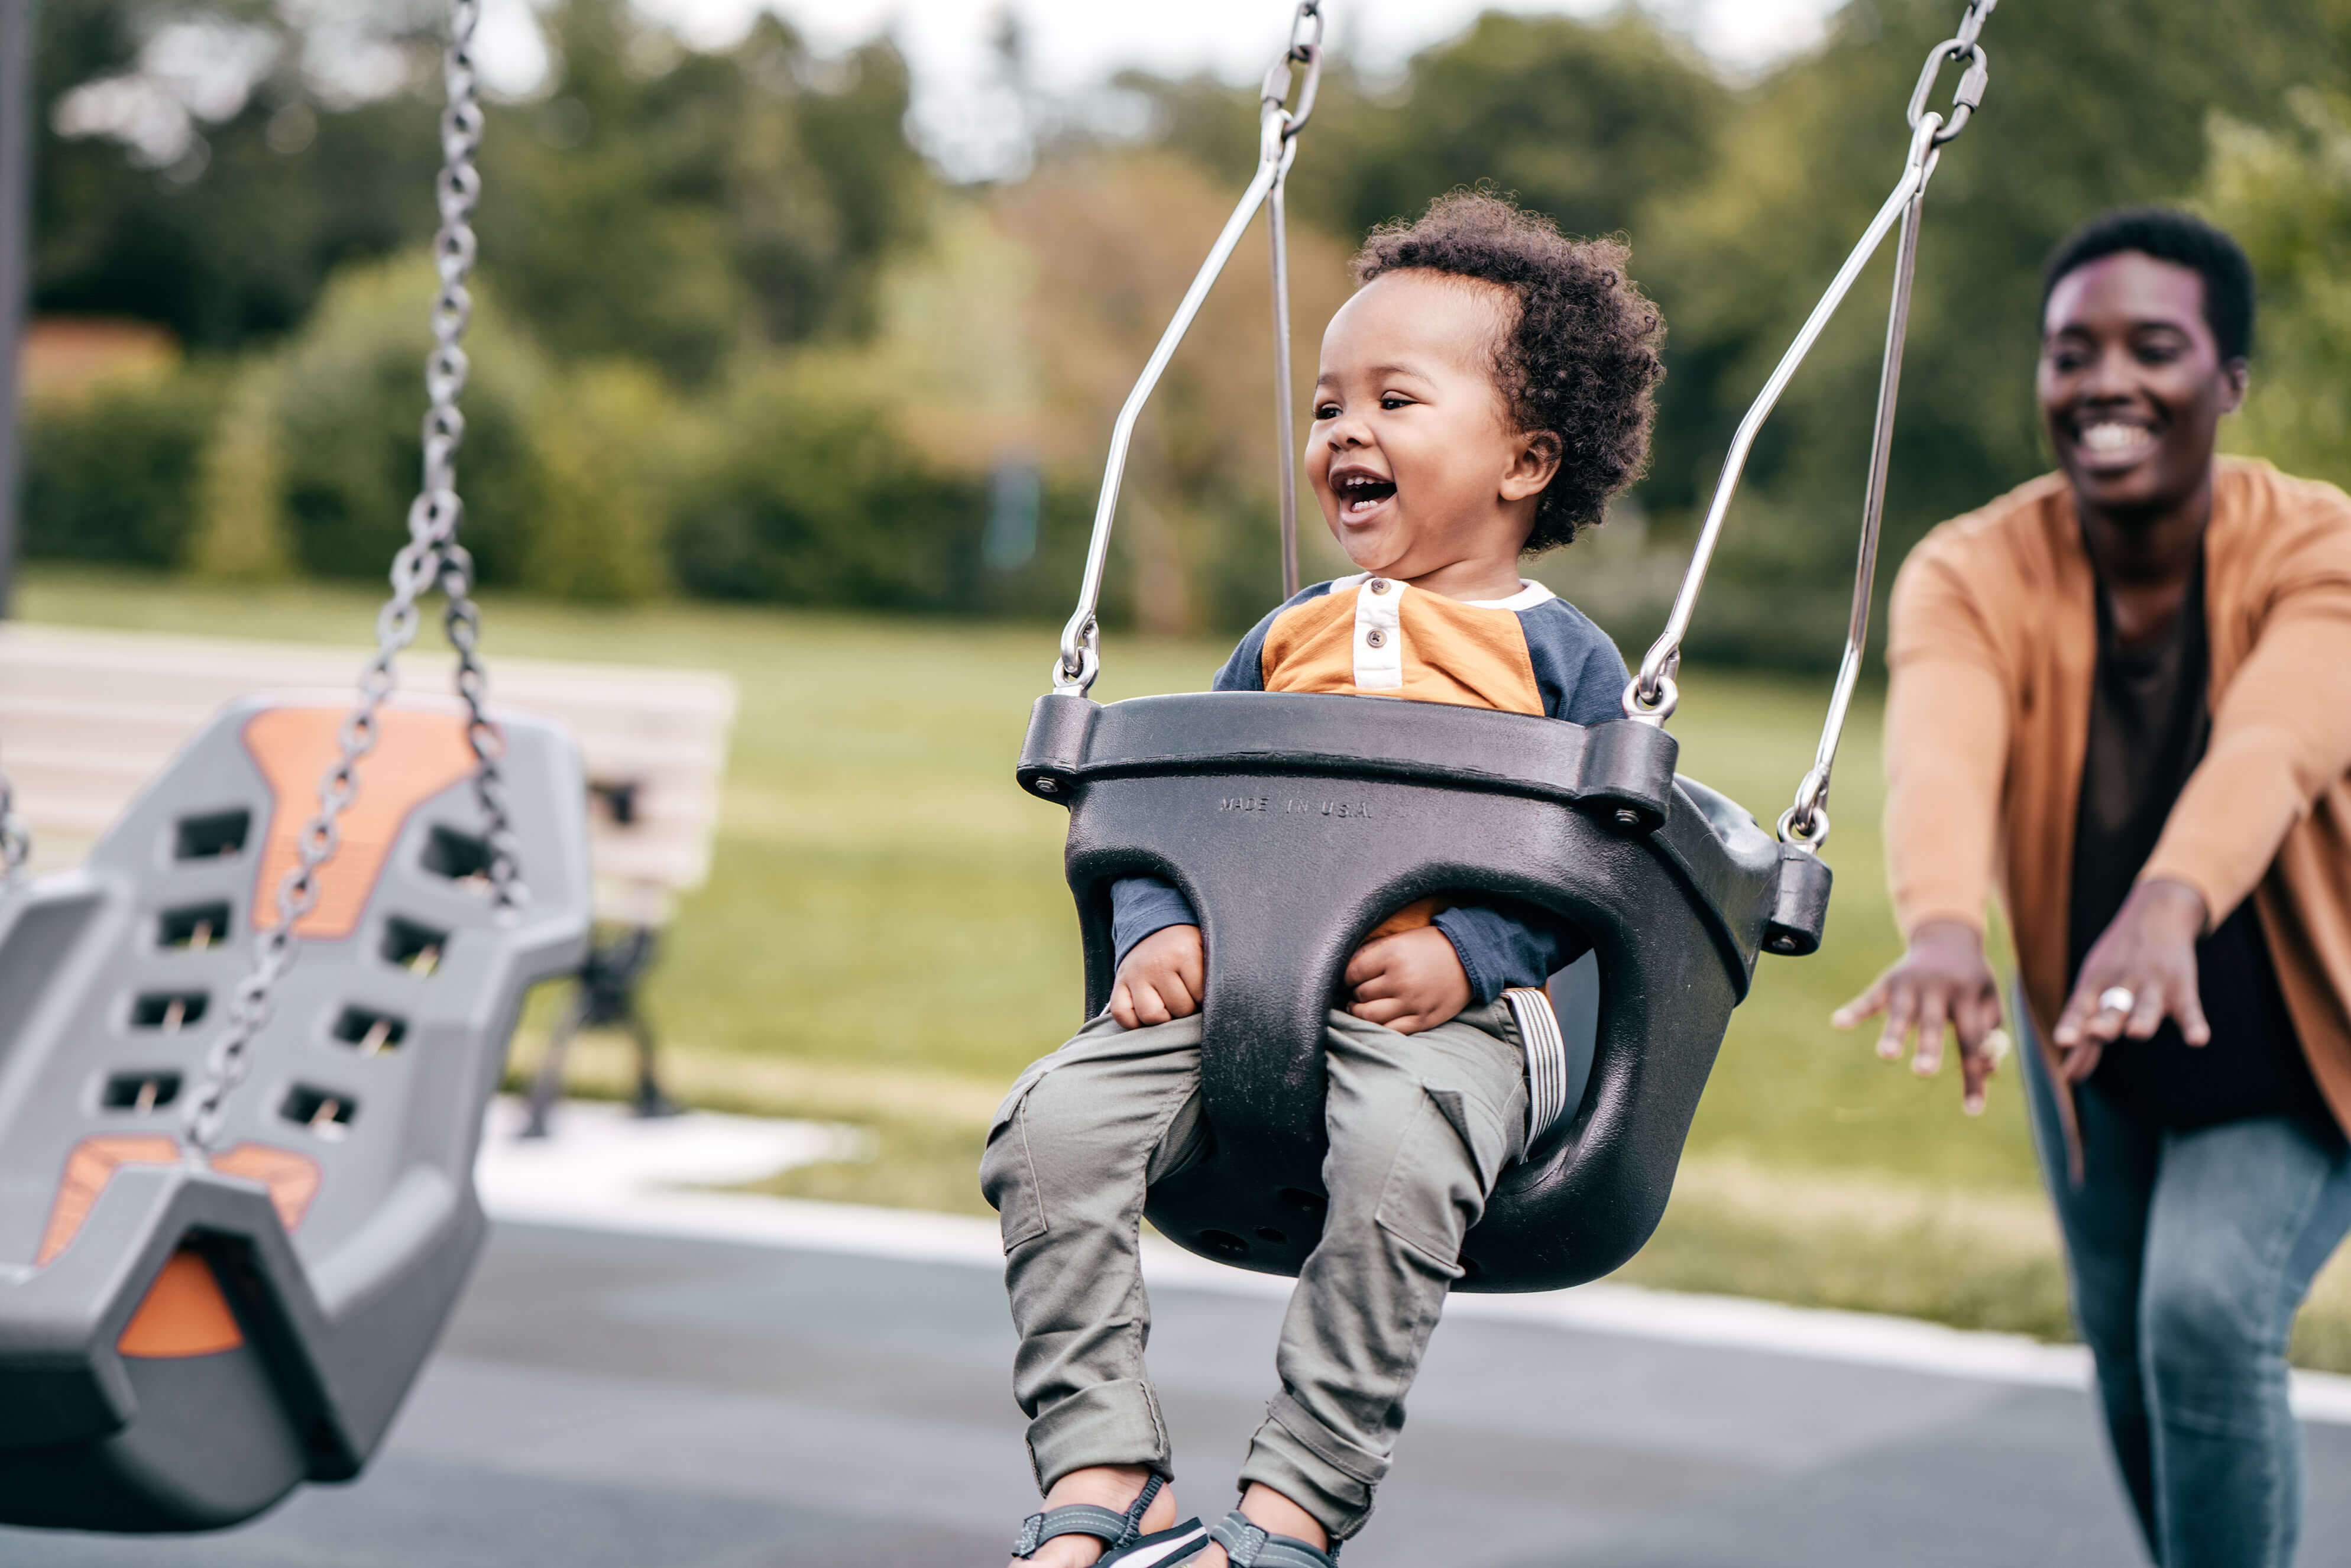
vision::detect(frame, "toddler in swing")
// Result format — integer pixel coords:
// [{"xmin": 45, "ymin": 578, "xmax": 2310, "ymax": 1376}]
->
[{"xmin": 983, "ymin": 192, "xmax": 1666, "ymax": 1567}]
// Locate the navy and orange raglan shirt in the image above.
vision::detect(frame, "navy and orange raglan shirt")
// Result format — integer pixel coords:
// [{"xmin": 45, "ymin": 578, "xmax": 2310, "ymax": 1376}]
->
[{"xmin": 1110, "ymin": 572, "xmax": 1631, "ymax": 1005}]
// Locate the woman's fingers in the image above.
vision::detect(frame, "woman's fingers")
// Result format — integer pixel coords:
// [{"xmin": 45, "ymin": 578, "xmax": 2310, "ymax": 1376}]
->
[
  {"xmin": 2061, "ymin": 1038, "xmax": 2104, "ymax": 1083},
  {"xmin": 2051, "ymin": 981, "xmax": 2100, "ymax": 1049},
  {"xmin": 2125, "ymin": 984, "xmax": 2168, "ymax": 1041},
  {"xmin": 1876, "ymin": 984, "xmax": 1918, "ymax": 1062},
  {"xmin": 2177, "ymin": 979, "xmax": 2213, "ymax": 1047},
  {"xmin": 1831, "ymin": 977, "xmax": 1888, "ymax": 1032},
  {"xmin": 1958, "ymin": 1041, "xmax": 1992, "ymax": 1115},
  {"xmin": 1952, "ymin": 989, "xmax": 2004, "ymax": 1115},
  {"xmin": 1912, "ymin": 992, "xmax": 1951, "ymax": 1077}
]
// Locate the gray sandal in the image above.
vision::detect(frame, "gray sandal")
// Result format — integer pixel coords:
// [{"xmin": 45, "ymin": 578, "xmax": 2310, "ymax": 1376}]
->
[
  {"xmin": 1011, "ymin": 1475, "xmax": 1209, "ymax": 1564},
  {"xmin": 1207, "ymin": 1510, "xmax": 1339, "ymax": 1566}
]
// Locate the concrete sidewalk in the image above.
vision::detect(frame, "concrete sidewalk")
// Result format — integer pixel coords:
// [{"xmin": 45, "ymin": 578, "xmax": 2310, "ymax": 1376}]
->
[{"xmin": 2, "ymin": 1103, "xmax": 2346, "ymax": 1566}]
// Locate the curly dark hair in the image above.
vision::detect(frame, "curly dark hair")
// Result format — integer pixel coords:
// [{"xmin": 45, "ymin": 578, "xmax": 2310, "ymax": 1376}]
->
[{"xmin": 1353, "ymin": 191, "xmax": 1664, "ymax": 552}]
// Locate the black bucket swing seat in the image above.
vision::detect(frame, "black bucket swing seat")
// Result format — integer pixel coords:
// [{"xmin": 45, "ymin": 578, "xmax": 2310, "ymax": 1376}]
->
[{"xmin": 1019, "ymin": 0, "xmax": 1997, "ymax": 1292}]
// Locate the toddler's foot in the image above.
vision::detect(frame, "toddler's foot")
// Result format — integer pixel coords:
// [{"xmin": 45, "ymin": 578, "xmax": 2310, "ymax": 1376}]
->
[
  {"xmin": 1006, "ymin": 1464, "xmax": 1180, "ymax": 1567},
  {"xmin": 1197, "ymin": 1484, "xmax": 1330, "ymax": 1567}
]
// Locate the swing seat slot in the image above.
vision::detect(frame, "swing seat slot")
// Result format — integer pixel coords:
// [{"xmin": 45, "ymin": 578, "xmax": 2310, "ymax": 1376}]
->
[
  {"xmin": 1023, "ymin": 689, "xmax": 1795, "ymax": 1292},
  {"xmin": 0, "ymin": 695, "xmax": 591, "ymax": 1531}
]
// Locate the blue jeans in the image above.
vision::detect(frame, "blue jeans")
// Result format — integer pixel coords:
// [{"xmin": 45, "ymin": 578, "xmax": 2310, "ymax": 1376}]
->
[{"xmin": 2020, "ymin": 997, "xmax": 2351, "ymax": 1566}]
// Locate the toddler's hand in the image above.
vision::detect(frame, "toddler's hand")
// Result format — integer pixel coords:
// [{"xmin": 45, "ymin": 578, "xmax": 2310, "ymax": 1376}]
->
[
  {"xmin": 1110, "ymin": 925, "xmax": 1204, "ymax": 1029},
  {"xmin": 1344, "ymin": 926, "xmax": 1471, "ymax": 1035}
]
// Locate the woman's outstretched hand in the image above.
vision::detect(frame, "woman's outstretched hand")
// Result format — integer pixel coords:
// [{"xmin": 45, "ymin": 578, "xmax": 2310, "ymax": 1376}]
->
[
  {"xmin": 2049, "ymin": 877, "xmax": 2208, "ymax": 1082},
  {"xmin": 1832, "ymin": 919, "xmax": 2006, "ymax": 1115}
]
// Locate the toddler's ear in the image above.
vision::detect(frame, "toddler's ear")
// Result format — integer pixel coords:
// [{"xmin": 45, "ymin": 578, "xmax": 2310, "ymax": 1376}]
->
[{"xmin": 1501, "ymin": 430, "xmax": 1563, "ymax": 501}]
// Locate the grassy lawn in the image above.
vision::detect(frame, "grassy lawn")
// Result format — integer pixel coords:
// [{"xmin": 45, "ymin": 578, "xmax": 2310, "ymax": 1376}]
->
[{"xmin": 17, "ymin": 566, "xmax": 2350, "ymax": 1366}]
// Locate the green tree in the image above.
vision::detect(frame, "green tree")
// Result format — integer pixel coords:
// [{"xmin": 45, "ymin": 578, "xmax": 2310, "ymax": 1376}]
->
[
  {"xmin": 32, "ymin": 0, "xmax": 935, "ymax": 377},
  {"xmin": 1643, "ymin": 0, "xmax": 2351, "ymax": 640},
  {"xmin": 474, "ymin": 2, "xmax": 931, "ymax": 383},
  {"xmin": 32, "ymin": 0, "xmax": 444, "ymax": 348},
  {"xmin": 2196, "ymin": 90, "xmax": 2351, "ymax": 495}
]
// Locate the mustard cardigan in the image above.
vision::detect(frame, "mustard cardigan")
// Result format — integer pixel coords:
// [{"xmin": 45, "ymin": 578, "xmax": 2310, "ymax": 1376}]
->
[{"xmin": 1884, "ymin": 458, "xmax": 2351, "ymax": 1136}]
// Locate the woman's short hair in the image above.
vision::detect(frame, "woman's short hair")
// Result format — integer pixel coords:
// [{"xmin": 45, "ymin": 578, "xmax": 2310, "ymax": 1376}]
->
[
  {"xmin": 2041, "ymin": 208, "xmax": 2256, "ymax": 362},
  {"xmin": 1353, "ymin": 190, "xmax": 1665, "ymax": 552}
]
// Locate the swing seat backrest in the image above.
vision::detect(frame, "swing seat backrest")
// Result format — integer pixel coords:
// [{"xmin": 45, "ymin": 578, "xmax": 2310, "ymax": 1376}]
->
[
  {"xmin": 0, "ymin": 695, "xmax": 591, "ymax": 1531},
  {"xmin": 1021, "ymin": 689, "xmax": 1810, "ymax": 1293}
]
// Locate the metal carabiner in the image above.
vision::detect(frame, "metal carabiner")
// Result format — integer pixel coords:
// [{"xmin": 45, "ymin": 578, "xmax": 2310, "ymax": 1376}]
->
[
  {"xmin": 1954, "ymin": 0, "xmax": 1997, "ymax": 51},
  {"xmin": 1908, "ymin": 36, "xmax": 1989, "ymax": 144},
  {"xmin": 1260, "ymin": 1, "xmax": 1325, "ymax": 141}
]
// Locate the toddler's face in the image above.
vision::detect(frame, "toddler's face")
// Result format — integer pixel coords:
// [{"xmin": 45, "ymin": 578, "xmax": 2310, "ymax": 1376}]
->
[{"xmin": 1307, "ymin": 271, "xmax": 1546, "ymax": 582}]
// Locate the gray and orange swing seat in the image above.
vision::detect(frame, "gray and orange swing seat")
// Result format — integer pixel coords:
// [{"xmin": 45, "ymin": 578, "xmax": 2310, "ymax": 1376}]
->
[{"xmin": 0, "ymin": 697, "xmax": 590, "ymax": 1531}]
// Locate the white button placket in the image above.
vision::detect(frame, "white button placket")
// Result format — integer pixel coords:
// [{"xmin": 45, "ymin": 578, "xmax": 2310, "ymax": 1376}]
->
[{"xmin": 1352, "ymin": 578, "xmax": 1404, "ymax": 690}]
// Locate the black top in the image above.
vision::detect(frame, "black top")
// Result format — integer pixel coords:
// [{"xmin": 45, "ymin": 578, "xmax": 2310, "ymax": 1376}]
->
[{"xmin": 2070, "ymin": 553, "xmax": 2326, "ymax": 1130}]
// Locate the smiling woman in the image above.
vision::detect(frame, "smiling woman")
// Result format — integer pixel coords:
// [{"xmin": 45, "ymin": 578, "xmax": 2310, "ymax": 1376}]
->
[{"xmin": 1844, "ymin": 207, "xmax": 2351, "ymax": 1568}]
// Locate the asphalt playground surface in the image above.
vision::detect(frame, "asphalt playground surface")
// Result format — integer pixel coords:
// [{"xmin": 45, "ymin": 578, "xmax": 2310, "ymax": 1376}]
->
[{"xmin": 5, "ymin": 1106, "xmax": 2351, "ymax": 1567}]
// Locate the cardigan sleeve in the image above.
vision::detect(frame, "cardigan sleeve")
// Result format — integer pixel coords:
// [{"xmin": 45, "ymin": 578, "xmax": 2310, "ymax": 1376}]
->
[
  {"xmin": 2142, "ymin": 513, "xmax": 2351, "ymax": 924},
  {"xmin": 1882, "ymin": 540, "xmax": 2014, "ymax": 939}
]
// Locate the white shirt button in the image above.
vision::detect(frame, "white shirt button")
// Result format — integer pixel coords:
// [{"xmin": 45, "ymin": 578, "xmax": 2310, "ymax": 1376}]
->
[
  {"xmin": 1364, "ymin": 628, "xmax": 1387, "ymax": 649},
  {"xmin": 1367, "ymin": 578, "xmax": 1391, "ymax": 595}
]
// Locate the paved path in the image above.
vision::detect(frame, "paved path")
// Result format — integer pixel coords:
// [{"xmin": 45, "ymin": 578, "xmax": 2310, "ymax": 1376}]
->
[{"xmin": 4, "ymin": 1105, "xmax": 2348, "ymax": 1567}]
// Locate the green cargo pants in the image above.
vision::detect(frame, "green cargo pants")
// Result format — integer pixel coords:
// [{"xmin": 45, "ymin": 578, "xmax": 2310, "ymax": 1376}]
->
[{"xmin": 979, "ymin": 1001, "xmax": 1529, "ymax": 1542}]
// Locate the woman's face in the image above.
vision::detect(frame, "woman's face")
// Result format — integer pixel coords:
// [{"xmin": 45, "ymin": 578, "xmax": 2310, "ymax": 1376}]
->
[{"xmin": 2037, "ymin": 251, "xmax": 2246, "ymax": 519}]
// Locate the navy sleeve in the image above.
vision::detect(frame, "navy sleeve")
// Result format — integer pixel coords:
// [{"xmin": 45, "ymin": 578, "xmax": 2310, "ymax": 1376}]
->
[
  {"xmin": 1432, "ymin": 904, "xmax": 1577, "ymax": 1006},
  {"xmin": 1109, "ymin": 876, "xmax": 1199, "ymax": 967},
  {"xmin": 1520, "ymin": 597, "xmax": 1634, "ymax": 725}
]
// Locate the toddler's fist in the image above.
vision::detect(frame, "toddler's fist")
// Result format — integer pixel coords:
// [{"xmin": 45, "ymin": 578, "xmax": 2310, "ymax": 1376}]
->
[
  {"xmin": 1111, "ymin": 925, "xmax": 1204, "ymax": 1029},
  {"xmin": 1344, "ymin": 926, "xmax": 1471, "ymax": 1035}
]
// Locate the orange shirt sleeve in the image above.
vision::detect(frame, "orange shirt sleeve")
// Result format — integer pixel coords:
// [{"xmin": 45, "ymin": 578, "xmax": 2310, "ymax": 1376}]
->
[
  {"xmin": 1883, "ymin": 540, "xmax": 2012, "ymax": 939},
  {"xmin": 2142, "ymin": 509, "xmax": 2351, "ymax": 923}
]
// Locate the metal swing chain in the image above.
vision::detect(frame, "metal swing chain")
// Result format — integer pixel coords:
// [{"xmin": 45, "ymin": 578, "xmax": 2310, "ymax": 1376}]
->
[
  {"xmin": 1051, "ymin": 2, "xmax": 1325, "ymax": 695},
  {"xmin": 0, "ymin": 763, "xmax": 26, "ymax": 884},
  {"xmin": 1264, "ymin": 1, "xmax": 1323, "ymax": 603},
  {"xmin": 1622, "ymin": 0, "xmax": 1994, "ymax": 853},
  {"xmin": 182, "ymin": 0, "xmax": 519, "ymax": 1154}
]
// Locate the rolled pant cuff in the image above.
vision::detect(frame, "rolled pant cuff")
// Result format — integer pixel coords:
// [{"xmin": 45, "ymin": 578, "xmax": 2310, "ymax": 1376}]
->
[
  {"xmin": 1027, "ymin": 1379, "xmax": 1172, "ymax": 1492},
  {"xmin": 1238, "ymin": 1397, "xmax": 1385, "ymax": 1541}
]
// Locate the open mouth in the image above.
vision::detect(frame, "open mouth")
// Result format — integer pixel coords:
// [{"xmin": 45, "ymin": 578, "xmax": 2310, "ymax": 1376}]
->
[
  {"xmin": 2074, "ymin": 419, "xmax": 2158, "ymax": 465},
  {"xmin": 1332, "ymin": 469, "xmax": 1397, "ymax": 520}
]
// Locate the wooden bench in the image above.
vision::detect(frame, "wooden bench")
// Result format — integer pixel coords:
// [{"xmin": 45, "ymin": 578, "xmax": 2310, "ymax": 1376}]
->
[{"xmin": 0, "ymin": 621, "xmax": 737, "ymax": 1123}]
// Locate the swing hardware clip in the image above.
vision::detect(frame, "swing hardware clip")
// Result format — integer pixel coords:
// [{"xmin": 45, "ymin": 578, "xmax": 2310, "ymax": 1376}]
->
[
  {"xmin": 1260, "ymin": 2, "xmax": 1325, "ymax": 142},
  {"xmin": 1909, "ymin": 0, "xmax": 1994, "ymax": 145}
]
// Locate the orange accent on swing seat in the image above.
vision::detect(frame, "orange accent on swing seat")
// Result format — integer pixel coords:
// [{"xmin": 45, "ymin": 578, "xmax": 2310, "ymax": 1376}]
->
[
  {"xmin": 34, "ymin": 1136, "xmax": 328, "ymax": 1359},
  {"xmin": 116, "ymin": 1251, "xmax": 243, "ymax": 1359},
  {"xmin": 241, "ymin": 705, "xmax": 479, "ymax": 940}
]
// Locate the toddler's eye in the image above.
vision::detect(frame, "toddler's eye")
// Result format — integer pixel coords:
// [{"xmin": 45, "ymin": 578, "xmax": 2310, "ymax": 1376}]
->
[
  {"xmin": 1379, "ymin": 396, "xmax": 1411, "ymax": 411},
  {"xmin": 1313, "ymin": 403, "xmax": 1340, "ymax": 420}
]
